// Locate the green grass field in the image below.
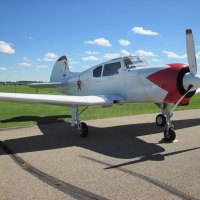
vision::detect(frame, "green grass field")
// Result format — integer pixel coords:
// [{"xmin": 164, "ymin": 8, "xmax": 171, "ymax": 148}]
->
[{"xmin": 0, "ymin": 84, "xmax": 200, "ymax": 128}]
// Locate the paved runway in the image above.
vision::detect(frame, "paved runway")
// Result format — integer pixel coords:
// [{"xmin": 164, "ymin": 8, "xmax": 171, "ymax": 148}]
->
[{"xmin": 0, "ymin": 109, "xmax": 200, "ymax": 200}]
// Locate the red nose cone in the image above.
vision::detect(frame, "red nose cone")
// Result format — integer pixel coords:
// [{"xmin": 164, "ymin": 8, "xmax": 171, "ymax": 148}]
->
[{"xmin": 57, "ymin": 55, "xmax": 67, "ymax": 61}]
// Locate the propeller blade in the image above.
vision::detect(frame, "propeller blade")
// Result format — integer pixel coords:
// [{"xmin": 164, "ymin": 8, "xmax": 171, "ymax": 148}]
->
[{"xmin": 186, "ymin": 29, "xmax": 197, "ymax": 74}]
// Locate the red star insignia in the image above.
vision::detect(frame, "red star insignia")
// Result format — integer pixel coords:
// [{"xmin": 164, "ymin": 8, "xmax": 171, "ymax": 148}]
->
[{"xmin": 77, "ymin": 79, "xmax": 82, "ymax": 91}]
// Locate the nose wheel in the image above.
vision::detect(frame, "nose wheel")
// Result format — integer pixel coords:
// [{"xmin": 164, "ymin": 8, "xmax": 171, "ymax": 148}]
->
[
  {"xmin": 156, "ymin": 103, "xmax": 176, "ymax": 142},
  {"xmin": 156, "ymin": 114, "xmax": 176, "ymax": 142},
  {"xmin": 164, "ymin": 127, "xmax": 176, "ymax": 142}
]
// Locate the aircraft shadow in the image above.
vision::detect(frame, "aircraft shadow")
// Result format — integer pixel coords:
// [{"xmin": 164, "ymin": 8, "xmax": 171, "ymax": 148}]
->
[
  {"xmin": 0, "ymin": 115, "xmax": 70, "ymax": 124},
  {"xmin": 1, "ymin": 115, "xmax": 200, "ymax": 159}
]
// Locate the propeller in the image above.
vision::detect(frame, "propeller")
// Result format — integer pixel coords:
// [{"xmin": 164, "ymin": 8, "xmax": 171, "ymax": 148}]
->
[
  {"xmin": 183, "ymin": 29, "xmax": 200, "ymax": 91},
  {"xmin": 186, "ymin": 29, "xmax": 197, "ymax": 75}
]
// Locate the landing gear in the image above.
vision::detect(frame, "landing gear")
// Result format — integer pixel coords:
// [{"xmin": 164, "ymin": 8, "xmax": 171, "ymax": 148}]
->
[
  {"xmin": 157, "ymin": 86, "xmax": 193, "ymax": 142},
  {"xmin": 156, "ymin": 114, "xmax": 166, "ymax": 127},
  {"xmin": 156, "ymin": 103, "xmax": 176, "ymax": 142},
  {"xmin": 164, "ymin": 127, "xmax": 176, "ymax": 142},
  {"xmin": 78, "ymin": 122, "xmax": 88, "ymax": 137},
  {"xmin": 71, "ymin": 106, "xmax": 89, "ymax": 137},
  {"xmin": 163, "ymin": 113, "xmax": 176, "ymax": 142}
]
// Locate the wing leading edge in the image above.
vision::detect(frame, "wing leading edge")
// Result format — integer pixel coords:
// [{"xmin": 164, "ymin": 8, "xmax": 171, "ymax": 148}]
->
[{"xmin": 0, "ymin": 93, "xmax": 125, "ymax": 106}]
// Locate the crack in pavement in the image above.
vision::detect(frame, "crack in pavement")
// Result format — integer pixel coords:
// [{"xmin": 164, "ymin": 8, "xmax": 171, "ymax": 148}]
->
[{"xmin": 0, "ymin": 141, "xmax": 108, "ymax": 200}]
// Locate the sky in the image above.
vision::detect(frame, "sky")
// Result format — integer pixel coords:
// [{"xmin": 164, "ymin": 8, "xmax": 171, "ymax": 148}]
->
[{"xmin": 1, "ymin": 0, "xmax": 200, "ymax": 81}]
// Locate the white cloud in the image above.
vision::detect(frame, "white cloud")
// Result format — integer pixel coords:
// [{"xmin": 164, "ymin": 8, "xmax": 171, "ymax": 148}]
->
[
  {"xmin": 22, "ymin": 56, "xmax": 28, "ymax": 61},
  {"xmin": 18, "ymin": 62, "xmax": 32, "ymax": 67},
  {"xmin": 119, "ymin": 39, "xmax": 131, "ymax": 46},
  {"xmin": 120, "ymin": 50, "xmax": 130, "ymax": 56},
  {"xmin": 135, "ymin": 50, "xmax": 156, "ymax": 57},
  {"xmin": 103, "ymin": 53, "xmax": 120, "ymax": 59},
  {"xmin": 84, "ymin": 51, "xmax": 100, "ymax": 55},
  {"xmin": 84, "ymin": 38, "xmax": 111, "ymax": 46},
  {"xmin": 0, "ymin": 67, "xmax": 7, "ymax": 71},
  {"xmin": 68, "ymin": 60, "xmax": 77, "ymax": 69},
  {"xmin": 43, "ymin": 52, "xmax": 58, "ymax": 62},
  {"xmin": 18, "ymin": 56, "xmax": 32, "ymax": 67},
  {"xmin": 69, "ymin": 61, "xmax": 78, "ymax": 64},
  {"xmin": 152, "ymin": 58, "xmax": 162, "ymax": 62},
  {"xmin": 35, "ymin": 65, "xmax": 48, "ymax": 71},
  {"xmin": 22, "ymin": 56, "xmax": 31, "ymax": 62},
  {"xmin": 132, "ymin": 27, "xmax": 159, "ymax": 36},
  {"xmin": 162, "ymin": 51, "xmax": 187, "ymax": 59},
  {"xmin": 82, "ymin": 56, "xmax": 99, "ymax": 61},
  {"xmin": 0, "ymin": 41, "xmax": 15, "ymax": 54},
  {"xmin": 36, "ymin": 65, "xmax": 48, "ymax": 69},
  {"xmin": 196, "ymin": 52, "xmax": 200, "ymax": 59}
]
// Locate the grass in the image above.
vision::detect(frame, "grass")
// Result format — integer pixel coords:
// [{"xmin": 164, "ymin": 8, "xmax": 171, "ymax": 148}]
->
[
  {"xmin": 0, "ymin": 84, "xmax": 61, "ymax": 94},
  {"xmin": 54, "ymin": 179, "xmax": 63, "ymax": 186},
  {"xmin": 0, "ymin": 84, "xmax": 200, "ymax": 128}
]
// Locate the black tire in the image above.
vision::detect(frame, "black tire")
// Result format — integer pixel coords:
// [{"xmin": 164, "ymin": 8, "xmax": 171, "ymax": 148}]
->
[
  {"xmin": 164, "ymin": 128, "xmax": 176, "ymax": 142},
  {"xmin": 80, "ymin": 122, "xmax": 88, "ymax": 137},
  {"xmin": 156, "ymin": 114, "xmax": 166, "ymax": 127}
]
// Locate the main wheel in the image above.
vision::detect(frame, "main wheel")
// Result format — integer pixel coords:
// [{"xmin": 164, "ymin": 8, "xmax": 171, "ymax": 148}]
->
[
  {"xmin": 156, "ymin": 114, "xmax": 166, "ymax": 127},
  {"xmin": 79, "ymin": 122, "xmax": 88, "ymax": 137},
  {"xmin": 164, "ymin": 128, "xmax": 176, "ymax": 142}
]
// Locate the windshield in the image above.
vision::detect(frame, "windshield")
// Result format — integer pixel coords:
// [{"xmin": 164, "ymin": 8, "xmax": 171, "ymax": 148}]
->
[{"xmin": 124, "ymin": 56, "xmax": 149, "ymax": 69}]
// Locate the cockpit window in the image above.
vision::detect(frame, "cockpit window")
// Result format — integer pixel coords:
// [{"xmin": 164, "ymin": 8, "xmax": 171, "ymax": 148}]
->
[
  {"xmin": 124, "ymin": 58, "xmax": 133, "ymax": 68},
  {"xmin": 93, "ymin": 65, "xmax": 102, "ymax": 77},
  {"xmin": 103, "ymin": 62, "xmax": 121, "ymax": 77},
  {"xmin": 124, "ymin": 56, "xmax": 149, "ymax": 69}
]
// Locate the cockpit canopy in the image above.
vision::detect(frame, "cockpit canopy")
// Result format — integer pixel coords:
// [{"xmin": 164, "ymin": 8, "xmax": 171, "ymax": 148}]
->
[
  {"xmin": 124, "ymin": 56, "xmax": 150, "ymax": 69},
  {"xmin": 92, "ymin": 55, "xmax": 150, "ymax": 78}
]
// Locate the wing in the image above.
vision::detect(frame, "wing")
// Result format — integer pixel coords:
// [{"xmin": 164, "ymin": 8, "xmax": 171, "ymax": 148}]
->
[{"xmin": 0, "ymin": 93, "xmax": 125, "ymax": 106}]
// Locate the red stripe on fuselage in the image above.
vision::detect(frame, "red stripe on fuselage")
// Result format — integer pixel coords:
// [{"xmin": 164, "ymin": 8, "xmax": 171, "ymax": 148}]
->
[{"xmin": 147, "ymin": 64, "xmax": 190, "ymax": 105}]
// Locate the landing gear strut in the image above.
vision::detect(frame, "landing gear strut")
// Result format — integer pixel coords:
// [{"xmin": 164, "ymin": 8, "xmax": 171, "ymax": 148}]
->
[
  {"xmin": 71, "ymin": 106, "xmax": 88, "ymax": 137},
  {"xmin": 156, "ymin": 103, "xmax": 176, "ymax": 142},
  {"xmin": 156, "ymin": 86, "xmax": 193, "ymax": 142},
  {"xmin": 164, "ymin": 112, "xmax": 176, "ymax": 142}
]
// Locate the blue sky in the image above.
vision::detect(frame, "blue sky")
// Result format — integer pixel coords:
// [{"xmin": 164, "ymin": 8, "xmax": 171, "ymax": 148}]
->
[{"xmin": 1, "ymin": 0, "xmax": 200, "ymax": 81}]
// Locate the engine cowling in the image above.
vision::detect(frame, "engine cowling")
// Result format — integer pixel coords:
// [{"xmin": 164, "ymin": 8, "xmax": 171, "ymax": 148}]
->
[{"xmin": 147, "ymin": 63, "xmax": 196, "ymax": 105}]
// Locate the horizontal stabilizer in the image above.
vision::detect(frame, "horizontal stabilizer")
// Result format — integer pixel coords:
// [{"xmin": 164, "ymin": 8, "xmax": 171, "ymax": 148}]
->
[
  {"xmin": 29, "ymin": 82, "xmax": 65, "ymax": 88},
  {"xmin": 195, "ymin": 88, "xmax": 200, "ymax": 94}
]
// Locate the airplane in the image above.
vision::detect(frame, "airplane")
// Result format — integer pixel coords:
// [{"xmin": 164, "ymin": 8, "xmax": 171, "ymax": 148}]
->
[{"xmin": 0, "ymin": 29, "xmax": 200, "ymax": 142}]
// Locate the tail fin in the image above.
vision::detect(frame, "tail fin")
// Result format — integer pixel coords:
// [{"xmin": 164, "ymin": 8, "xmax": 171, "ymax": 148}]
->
[{"xmin": 50, "ymin": 55, "xmax": 71, "ymax": 83}]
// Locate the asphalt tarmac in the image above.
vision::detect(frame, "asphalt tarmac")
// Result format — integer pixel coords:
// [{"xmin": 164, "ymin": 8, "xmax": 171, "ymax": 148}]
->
[{"xmin": 0, "ymin": 109, "xmax": 200, "ymax": 200}]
